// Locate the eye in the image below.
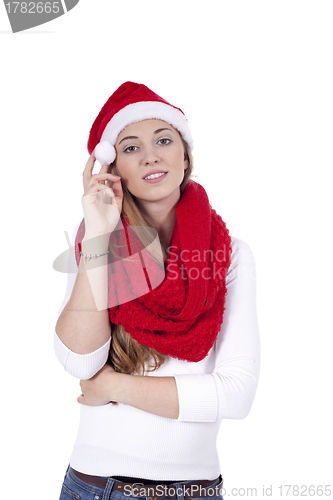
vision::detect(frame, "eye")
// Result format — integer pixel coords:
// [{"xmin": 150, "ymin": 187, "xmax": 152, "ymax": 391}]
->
[
  {"xmin": 158, "ymin": 138, "xmax": 172, "ymax": 146},
  {"xmin": 124, "ymin": 145, "xmax": 138, "ymax": 153}
]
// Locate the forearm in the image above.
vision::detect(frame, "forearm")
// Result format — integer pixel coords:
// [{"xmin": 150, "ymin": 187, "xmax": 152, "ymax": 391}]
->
[
  {"xmin": 114, "ymin": 373, "xmax": 180, "ymax": 419},
  {"xmin": 55, "ymin": 233, "xmax": 112, "ymax": 354}
]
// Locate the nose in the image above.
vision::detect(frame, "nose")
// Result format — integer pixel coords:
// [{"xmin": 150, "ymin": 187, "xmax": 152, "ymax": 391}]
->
[{"xmin": 142, "ymin": 145, "xmax": 160, "ymax": 165}]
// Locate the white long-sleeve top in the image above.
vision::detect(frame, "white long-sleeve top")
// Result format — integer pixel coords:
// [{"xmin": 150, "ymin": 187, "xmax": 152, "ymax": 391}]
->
[{"xmin": 54, "ymin": 225, "xmax": 260, "ymax": 480}]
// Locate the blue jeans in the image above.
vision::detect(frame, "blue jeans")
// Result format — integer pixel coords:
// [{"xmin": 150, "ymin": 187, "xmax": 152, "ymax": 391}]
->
[{"xmin": 59, "ymin": 465, "xmax": 224, "ymax": 500}]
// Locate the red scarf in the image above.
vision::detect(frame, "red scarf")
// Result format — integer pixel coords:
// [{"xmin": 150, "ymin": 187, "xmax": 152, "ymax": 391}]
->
[{"xmin": 75, "ymin": 180, "xmax": 232, "ymax": 362}]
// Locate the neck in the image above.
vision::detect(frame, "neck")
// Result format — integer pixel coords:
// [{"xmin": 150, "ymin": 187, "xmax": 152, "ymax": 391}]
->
[
  {"xmin": 154, "ymin": 208, "xmax": 176, "ymax": 247},
  {"xmin": 136, "ymin": 189, "xmax": 180, "ymax": 246}
]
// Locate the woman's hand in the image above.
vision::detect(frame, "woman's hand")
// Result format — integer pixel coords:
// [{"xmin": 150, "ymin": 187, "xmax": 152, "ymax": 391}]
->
[
  {"xmin": 77, "ymin": 365, "xmax": 179, "ymax": 418},
  {"xmin": 81, "ymin": 152, "xmax": 123, "ymax": 238},
  {"xmin": 77, "ymin": 364, "xmax": 120, "ymax": 406}
]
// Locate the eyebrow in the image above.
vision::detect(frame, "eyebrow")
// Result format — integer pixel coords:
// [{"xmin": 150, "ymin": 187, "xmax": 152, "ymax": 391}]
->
[
  {"xmin": 154, "ymin": 128, "xmax": 173, "ymax": 134},
  {"xmin": 118, "ymin": 135, "xmax": 138, "ymax": 145},
  {"xmin": 118, "ymin": 128, "xmax": 173, "ymax": 146}
]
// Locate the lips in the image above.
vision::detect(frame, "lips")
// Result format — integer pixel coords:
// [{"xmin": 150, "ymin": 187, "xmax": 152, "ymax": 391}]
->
[
  {"xmin": 142, "ymin": 170, "xmax": 168, "ymax": 179},
  {"xmin": 143, "ymin": 172, "xmax": 168, "ymax": 183}
]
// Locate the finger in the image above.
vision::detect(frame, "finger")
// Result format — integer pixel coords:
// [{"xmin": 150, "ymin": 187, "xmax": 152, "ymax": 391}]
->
[
  {"xmin": 97, "ymin": 164, "xmax": 112, "ymax": 184},
  {"xmin": 82, "ymin": 153, "xmax": 97, "ymax": 191},
  {"xmin": 83, "ymin": 177, "xmax": 119, "ymax": 197},
  {"xmin": 87, "ymin": 175, "xmax": 121, "ymax": 192},
  {"xmin": 83, "ymin": 152, "xmax": 96, "ymax": 178},
  {"xmin": 91, "ymin": 173, "xmax": 121, "ymax": 183},
  {"xmin": 83, "ymin": 183, "xmax": 114, "ymax": 198},
  {"xmin": 109, "ymin": 177, "xmax": 123, "ymax": 198},
  {"xmin": 103, "ymin": 190, "xmax": 117, "ymax": 206},
  {"xmin": 99, "ymin": 163, "xmax": 110, "ymax": 174}
]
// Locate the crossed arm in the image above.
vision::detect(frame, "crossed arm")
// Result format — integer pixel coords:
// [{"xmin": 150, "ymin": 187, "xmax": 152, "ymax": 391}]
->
[
  {"xmin": 54, "ymin": 234, "xmax": 260, "ymax": 423},
  {"xmin": 77, "ymin": 364, "xmax": 180, "ymax": 419}
]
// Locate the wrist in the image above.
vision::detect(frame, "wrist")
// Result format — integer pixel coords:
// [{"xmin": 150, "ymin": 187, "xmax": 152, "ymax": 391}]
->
[
  {"xmin": 82, "ymin": 233, "xmax": 111, "ymax": 254},
  {"xmin": 110, "ymin": 372, "xmax": 130, "ymax": 405}
]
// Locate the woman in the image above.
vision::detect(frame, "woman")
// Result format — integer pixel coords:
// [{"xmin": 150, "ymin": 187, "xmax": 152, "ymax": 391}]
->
[{"xmin": 55, "ymin": 81, "xmax": 260, "ymax": 500}]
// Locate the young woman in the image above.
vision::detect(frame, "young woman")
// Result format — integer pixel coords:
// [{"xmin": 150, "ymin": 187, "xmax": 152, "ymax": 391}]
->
[{"xmin": 55, "ymin": 81, "xmax": 260, "ymax": 500}]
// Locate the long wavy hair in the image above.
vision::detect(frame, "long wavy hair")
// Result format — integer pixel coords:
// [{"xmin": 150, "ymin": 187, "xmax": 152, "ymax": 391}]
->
[{"xmin": 106, "ymin": 135, "xmax": 194, "ymax": 379}]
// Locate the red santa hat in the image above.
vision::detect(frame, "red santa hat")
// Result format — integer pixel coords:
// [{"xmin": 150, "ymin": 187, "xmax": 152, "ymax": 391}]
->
[{"xmin": 88, "ymin": 81, "xmax": 194, "ymax": 165}]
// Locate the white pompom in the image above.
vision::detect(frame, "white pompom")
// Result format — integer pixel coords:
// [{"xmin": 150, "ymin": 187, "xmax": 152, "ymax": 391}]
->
[{"xmin": 95, "ymin": 141, "xmax": 116, "ymax": 165}]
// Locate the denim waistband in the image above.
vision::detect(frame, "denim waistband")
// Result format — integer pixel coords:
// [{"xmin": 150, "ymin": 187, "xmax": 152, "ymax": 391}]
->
[{"xmin": 59, "ymin": 465, "xmax": 224, "ymax": 500}]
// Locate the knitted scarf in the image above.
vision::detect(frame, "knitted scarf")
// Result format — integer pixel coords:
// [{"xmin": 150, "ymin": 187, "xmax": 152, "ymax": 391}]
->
[{"xmin": 75, "ymin": 180, "xmax": 232, "ymax": 362}]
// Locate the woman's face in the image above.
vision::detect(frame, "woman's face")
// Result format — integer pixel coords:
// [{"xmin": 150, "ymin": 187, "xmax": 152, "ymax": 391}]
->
[{"xmin": 114, "ymin": 119, "xmax": 188, "ymax": 206}]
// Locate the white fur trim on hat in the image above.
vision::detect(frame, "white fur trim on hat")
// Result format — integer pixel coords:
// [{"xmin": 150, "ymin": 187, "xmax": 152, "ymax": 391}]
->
[
  {"xmin": 95, "ymin": 141, "xmax": 116, "ymax": 166},
  {"xmin": 100, "ymin": 101, "xmax": 194, "ymax": 156}
]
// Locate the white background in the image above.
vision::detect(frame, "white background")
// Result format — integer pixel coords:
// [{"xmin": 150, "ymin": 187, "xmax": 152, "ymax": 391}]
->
[{"xmin": 1, "ymin": 1, "xmax": 332, "ymax": 498}]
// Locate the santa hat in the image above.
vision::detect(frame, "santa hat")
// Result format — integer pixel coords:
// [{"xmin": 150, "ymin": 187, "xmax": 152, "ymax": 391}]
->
[{"xmin": 89, "ymin": 81, "xmax": 194, "ymax": 166}]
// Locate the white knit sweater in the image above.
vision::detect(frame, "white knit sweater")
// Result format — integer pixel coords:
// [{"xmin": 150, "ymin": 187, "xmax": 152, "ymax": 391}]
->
[{"xmin": 54, "ymin": 226, "xmax": 260, "ymax": 480}]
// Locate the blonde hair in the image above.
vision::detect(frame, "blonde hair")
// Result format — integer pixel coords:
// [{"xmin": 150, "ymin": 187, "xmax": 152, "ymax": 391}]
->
[{"xmin": 107, "ymin": 136, "xmax": 194, "ymax": 379}]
